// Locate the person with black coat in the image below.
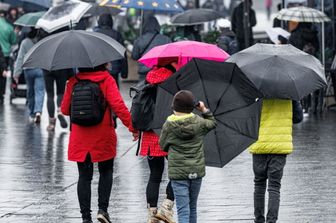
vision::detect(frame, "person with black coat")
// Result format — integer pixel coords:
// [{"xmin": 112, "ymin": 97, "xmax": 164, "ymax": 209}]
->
[
  {"xmin": 231, "ymin": 0, "xmax": 256, "ymax": 51},
  {"xmin": 0, "ymin": 46, "xmax": 6, "ymax": 104},
  {"xmin": 289, "ymin": 22, "xmax": 319, "ymax": 54},
  {"xmin": 289, "ymin": 22, "xmax": 322, "ymax": 114},
  {"xmin": 95, "ymin": 14, "xmax": 128, "ymax": 86},
  {"xmin": 131, "ymin": 16, "xmax": 171, "ymax": 82}
]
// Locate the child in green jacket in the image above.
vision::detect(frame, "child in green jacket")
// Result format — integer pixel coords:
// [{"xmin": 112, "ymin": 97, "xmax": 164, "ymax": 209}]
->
[{"xmin": 159, "ymin": 90, "xmax": 216, "ymax": 223}]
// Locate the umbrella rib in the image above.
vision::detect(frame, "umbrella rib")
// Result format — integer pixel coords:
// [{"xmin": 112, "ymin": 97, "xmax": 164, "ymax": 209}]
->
[
  {"xmin": 215, "ymin": 102, "xmax": 259, "ymax": 141},
  {"xmin": 213, "ymin": 67, "xmax": 234, "ymax": 114},
  {"xmin": 193, "ymin": 60, "xmax": 212, "ymax": 111},
  {"xmin": 193, "ymin": 60, "xmax": 224, "ymax": 165}
]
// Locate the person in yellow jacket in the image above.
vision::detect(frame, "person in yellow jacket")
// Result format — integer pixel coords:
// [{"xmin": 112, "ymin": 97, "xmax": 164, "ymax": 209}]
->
[{"xmin": 249, "ymin": 99, "xmax": 303, "ymax": 223}]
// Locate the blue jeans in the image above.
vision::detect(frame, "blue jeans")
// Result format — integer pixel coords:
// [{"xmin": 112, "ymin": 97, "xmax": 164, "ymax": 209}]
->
[
  {"xmin": 171, "ymin": 178, "xmax": 202, "ymax": 223},
  {"xmin": 24, "ymin": 69, "xmax": 45, "ymax": 117}
]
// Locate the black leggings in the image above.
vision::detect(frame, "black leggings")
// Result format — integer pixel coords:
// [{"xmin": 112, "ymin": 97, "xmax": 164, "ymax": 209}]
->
[
  {"xmin": 77, "ymin": 154, "xmax": 114, "ymax": 219},
  {"xmin": 43, "ymin": 69, "xmax": 72, "ymax": 118},
  {"xmin": 146, "ymin": 156, "xmax": 174, "ymax": 207}
]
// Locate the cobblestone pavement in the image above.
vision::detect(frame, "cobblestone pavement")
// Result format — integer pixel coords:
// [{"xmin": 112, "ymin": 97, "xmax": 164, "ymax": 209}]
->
[{"xmin": 0, "ymin": 82, "xmax": 335, "ymax": 223}]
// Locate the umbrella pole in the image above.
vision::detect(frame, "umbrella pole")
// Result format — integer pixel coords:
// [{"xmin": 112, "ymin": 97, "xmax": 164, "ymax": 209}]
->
[{"xmin": 321, "ymin": 0, "xmax": 325, "ymax": 66}]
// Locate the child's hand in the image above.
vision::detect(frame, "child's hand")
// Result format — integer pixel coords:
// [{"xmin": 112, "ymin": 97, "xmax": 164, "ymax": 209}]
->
[{"xmin": 196, "ymin": 101, "xmax": 209, "ymax": 113}]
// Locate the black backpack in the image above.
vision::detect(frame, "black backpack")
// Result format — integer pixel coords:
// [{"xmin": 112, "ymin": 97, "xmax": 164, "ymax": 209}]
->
[
  {"xmin": 70, "ymin": 78, "xmax": 107, "ymax": 126},
  {"xmin": 130, "ymin": 81, "xmax": 157, "ymax": 131}
]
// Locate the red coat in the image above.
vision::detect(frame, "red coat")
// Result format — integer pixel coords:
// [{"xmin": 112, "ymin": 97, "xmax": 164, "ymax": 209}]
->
[
  {"xmin": 139, "ymin": 67, "xmax": 174, "ymax": 157},
  {"xmin": 61, "ymin": 71, "xmax": 135, "ymax": 163}
]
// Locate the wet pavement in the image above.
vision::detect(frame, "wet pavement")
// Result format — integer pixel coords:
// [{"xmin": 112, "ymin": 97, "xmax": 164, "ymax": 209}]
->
[{"xmin": 0, "ymin": 82, "xmax": 336, "ymax": 223}]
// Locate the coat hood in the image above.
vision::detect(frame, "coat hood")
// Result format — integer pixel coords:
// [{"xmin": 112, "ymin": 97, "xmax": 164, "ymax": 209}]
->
[
  {"xmin": 167, "ymin": 114, "xmax": 197, "ymax": 140},
  {"xmin": 98, "ymin": 14, "xmax": 113, "ymax": 29},
  {"xmin": 76, "ymin": 70, "xmax": 111, "ymax": 82},
  {"xmin": 143, "ymin": 16, "xmax": 160, "ymax": 34}
]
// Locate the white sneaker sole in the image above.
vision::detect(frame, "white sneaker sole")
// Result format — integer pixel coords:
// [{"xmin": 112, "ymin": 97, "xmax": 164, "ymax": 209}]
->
[{"xmin": 97, "ymin": 214, "xmax": 111, "ymax": 223}]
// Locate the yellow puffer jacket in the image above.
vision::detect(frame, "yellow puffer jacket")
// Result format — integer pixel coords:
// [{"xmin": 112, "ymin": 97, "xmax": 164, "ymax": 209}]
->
[{"xmin": 249, "ymin": 99, "xmax": 293, "ymax": 154}]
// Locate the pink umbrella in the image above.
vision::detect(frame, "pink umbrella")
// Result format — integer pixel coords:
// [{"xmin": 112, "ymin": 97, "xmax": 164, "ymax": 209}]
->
[{"xmin": 139, "ymin": 40, "xmax": 230, "ymax": 68}]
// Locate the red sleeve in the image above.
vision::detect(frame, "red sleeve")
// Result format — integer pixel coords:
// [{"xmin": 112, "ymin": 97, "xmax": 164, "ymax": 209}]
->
[
  {"xmin": 105, "ymin": 76, "xmax": 136, "ymax": 133},
  {"xmin": 61, "ymin": 78, "xmax": 75, "ymax": 116}
]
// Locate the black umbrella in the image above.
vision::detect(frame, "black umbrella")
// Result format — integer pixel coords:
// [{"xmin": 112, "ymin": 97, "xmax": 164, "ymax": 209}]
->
[
  {"xmin": 152, "ymin": 58, "xmax": 263, "ymax": 168},
  {"xmin": 171, "ymin": 8, "xmax": 222, "ymax": 26},
  {"xmin": 23, "ymin": 30, "xmax": 125, "ymax": 71},
  {"xmin": 227, "ymin": 43, "xmax": 327, "ymax": 100}
]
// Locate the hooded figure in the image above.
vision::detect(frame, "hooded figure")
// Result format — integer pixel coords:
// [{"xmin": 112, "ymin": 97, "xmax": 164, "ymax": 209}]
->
[
  {"xmin": 131, "ymin": 16, "xmax": 171, "ymax": 81},
  {"xmin": 95, "ymin": 14, "xmax": 128, "ymax": 83}
]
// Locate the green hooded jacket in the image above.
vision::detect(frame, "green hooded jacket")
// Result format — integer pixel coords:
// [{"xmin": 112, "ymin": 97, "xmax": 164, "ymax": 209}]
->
[
  {"xmin": 0, "ymin": 17, "xmax": 16, "ymax": 57},
  {"xmin": 159, "ymin": 112, "xmax": 216, "ymax": 180}
]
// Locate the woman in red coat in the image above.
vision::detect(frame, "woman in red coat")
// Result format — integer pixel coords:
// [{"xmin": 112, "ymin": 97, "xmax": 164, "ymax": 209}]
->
[
  {"xmin": 139, "ymin": 59, "xmax": 179, "ymax": 223},
  {"xmin": 61, "ymin": 65, "xmax": 138, "ymax": 223}
]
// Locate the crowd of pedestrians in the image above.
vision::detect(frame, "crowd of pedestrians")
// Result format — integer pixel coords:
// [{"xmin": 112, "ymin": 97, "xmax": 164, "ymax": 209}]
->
[{"xmin": 0, "ymin": 2, "xmax": 327, "ymax": 223}]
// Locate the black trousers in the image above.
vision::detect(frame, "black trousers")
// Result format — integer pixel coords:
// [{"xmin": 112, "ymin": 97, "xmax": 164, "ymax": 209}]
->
[
  {"xmin": 0, "ymin": 57, "xmax": 10, "ymax": 99},
  {"xmin": 77, "ymin": 154, "xmax": 114, "ymax": 220},
  {"xmin": 146, "ymin": 156, "xmax": 174, "ymax": 207},
  {"xmin": 43, "ymin": 69, "xmax": 72, "ymax": 118}
]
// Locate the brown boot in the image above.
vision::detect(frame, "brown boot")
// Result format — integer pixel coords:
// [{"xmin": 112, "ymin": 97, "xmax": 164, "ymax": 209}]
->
[
  {"xmin": 47, "ymin": 118, "xmax": 56, "ymax": 131},
  {"xmin": 155, "ymin": 199, "xmax": 175, "ymax": 223},
  {"xmin": 148, "ymin": 208, "xmax": 160, "ymax": 223}
]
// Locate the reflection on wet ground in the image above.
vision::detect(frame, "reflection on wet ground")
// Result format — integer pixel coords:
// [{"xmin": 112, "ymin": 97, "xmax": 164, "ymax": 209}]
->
[{"xmin": 0, "ymin": 83, "xmax": 335, "ymax": 222}]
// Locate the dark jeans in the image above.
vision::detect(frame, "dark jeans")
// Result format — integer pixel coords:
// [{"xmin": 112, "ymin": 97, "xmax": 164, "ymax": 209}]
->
[
  {"xmin": 77, "ymin": 154, "xmax": 114, "ymax": 220},
  {"xmin": 0, "ymin": 73, "xmax": 5, "ymax": 99},
  {"xmin": 146, "ymin": 156, "xmax": 174, "ymax": 207},
  {"xmin": 43, "ymin": 69, "xmax": 71, "ymax": 118},
  {"xmin": 253, "ymin": 154, "xmax": 287, "ymax": 223},
  {"xmin": 0, "ymin": 57, "xmax": 10, "ymax": 100}
]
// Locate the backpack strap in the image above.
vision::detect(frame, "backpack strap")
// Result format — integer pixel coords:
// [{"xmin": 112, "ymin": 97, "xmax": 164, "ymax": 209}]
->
[{"xmin": 139, "ymin": 33, "xmax": 158, "ymax": 57}]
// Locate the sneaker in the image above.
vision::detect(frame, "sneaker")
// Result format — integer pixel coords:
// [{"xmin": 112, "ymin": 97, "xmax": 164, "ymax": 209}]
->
[
  {"xmin": 57, "ymin": 113, "xmax": 68, "ymax": 128},
  {"xmin": 34, "ymin": 113, "xmax": 41, "ymax": 124},
  {"xmin": 29, "ymin": 116, "xmax": 35, "ymax": 123},
  {"xmin": 97, "ymin": 209, "xmax": 111, "ymax": 223},
  {"xmin": 47, "ymin": 118, "xmax": 56, "ymax": 131}
]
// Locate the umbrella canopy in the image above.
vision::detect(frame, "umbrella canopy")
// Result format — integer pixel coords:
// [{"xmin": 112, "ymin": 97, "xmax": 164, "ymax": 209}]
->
[
  {"xmin": 171, "ymin": 9, "xmax": 222, "ymax": 26},
  {"xmin": 276, "ymin": 6, "xmax": 330, "ymax": 23},
  {"xmin": 265, "ymin": 27, "xmax": 290, "ymax": 44},
  {"xmin": 2, "ymin": 0, "xmax": 50, "ymax": 11},
  {"xmin": 36, "ymin": 1, "xmax": 91, "ymax": 33},
  {"xmin": 14, "ymin": 11, "xmax": 46, "ymax": 27},
  {"xmin": 227, "ymin": 43, "xmax": 327, "ymax": 100},
  {"xmin": 84, "ymin": 4, "xmax": 122, "ymax": 17},
  {"xmin": 100, "ymin": 0, "xmax": 183, "ymax": 12},
  {"xmin": 0, "ymin": 3, "xmax": 10, "ymax": 11},
  {"xmin": 152, "ymin": 58, "xmax": 263, "ymax": 167},
  {"xmin": 23, "ymin": 30, "xmax": 125, "ymax": 71},
  {"xmin": 139, "ymin": 40, "xmax": 230, "ymax": 68}
]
